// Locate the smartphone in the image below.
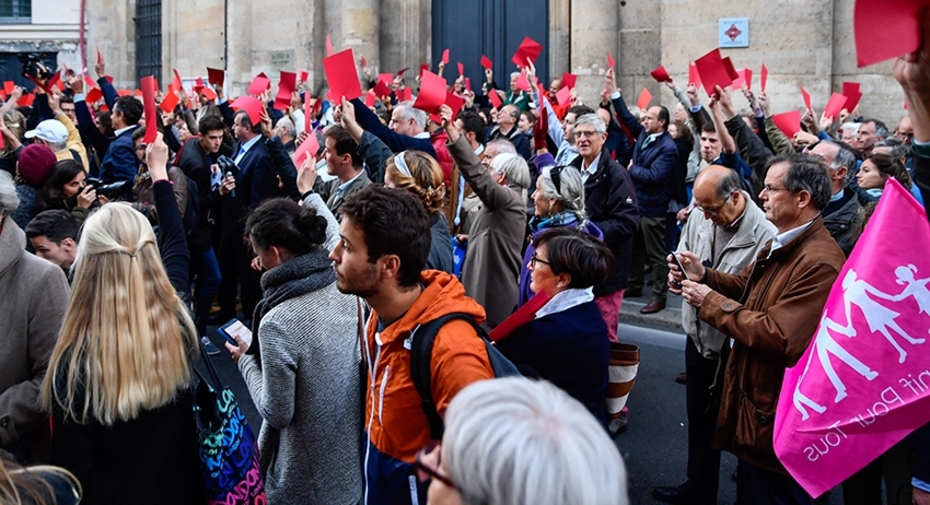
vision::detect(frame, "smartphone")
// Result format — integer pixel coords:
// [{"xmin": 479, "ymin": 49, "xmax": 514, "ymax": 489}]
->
[
  {"xmin": 670, "ymin": 253, "xmax": 690, "ymax": 287},
  {"xmin": 217, "ymin": 318, "xmax": 253, "ymax": 348}
]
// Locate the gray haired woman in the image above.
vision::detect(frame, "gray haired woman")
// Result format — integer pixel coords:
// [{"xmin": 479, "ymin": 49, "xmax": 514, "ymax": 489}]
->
[
  {"xmin": 414, "ymin": 377, "xmax": 629, "ymax": 505},
  {"xmin": 517, "ymin": 157, "xmax": 604, "ymax": 306}
]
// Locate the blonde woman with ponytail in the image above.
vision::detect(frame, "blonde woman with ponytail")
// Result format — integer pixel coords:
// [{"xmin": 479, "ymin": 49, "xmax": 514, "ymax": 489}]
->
[
  {"xmin": 385, "ymin": 150, "xmax": 454, "ymax": 273},
  {"xmin": 42, "ymin": 133, "xmax": 205, "ymax": 505}
]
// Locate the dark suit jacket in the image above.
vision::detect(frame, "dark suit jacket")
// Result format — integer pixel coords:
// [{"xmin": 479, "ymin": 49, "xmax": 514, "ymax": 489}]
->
[
  {"xmin": 612, "ymin": 94, "xmax": 679, "ymax": 217},
  {"xmin": 100, "ymin": 126, "xmax": 140, "ymax": 184}
]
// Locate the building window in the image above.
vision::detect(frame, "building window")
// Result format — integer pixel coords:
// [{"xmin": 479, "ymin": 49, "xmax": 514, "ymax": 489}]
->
[{"xmin": 0, "ymin": 0, "xmax": 31, "ymax": 22}]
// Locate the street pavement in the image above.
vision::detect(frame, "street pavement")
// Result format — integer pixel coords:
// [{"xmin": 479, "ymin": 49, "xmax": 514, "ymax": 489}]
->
[{"xmin": 201, "ymin": 319, "xmax": 843, "ymax": 505}]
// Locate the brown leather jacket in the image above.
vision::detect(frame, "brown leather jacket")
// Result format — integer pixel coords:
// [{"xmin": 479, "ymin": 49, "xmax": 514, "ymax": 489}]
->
[{"xmin": 698, "ymin": 216, "xmax": 846, "ymax": 474}]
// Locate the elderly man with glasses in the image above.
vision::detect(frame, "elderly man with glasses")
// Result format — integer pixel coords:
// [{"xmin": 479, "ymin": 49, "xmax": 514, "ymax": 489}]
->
[
  {"xmin": 668, "ymin": 154, "xmax": 846, "ymax": 504},
  {"xmin": 653, "ymin": 165, "xmax": 775, "ymax": 505}
]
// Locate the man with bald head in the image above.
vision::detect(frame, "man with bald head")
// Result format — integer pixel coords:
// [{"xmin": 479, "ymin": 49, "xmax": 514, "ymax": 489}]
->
[
  {"xmin": 895, "ymin": 115, "xmax": 914, "ymax": 145},
  {"xmin": 809, "ymin": 140, "xmax": 861, "ymax": 255},
  {"xmin": 653, "ymin": 165, "xmax": 775, "ymax": 505}
]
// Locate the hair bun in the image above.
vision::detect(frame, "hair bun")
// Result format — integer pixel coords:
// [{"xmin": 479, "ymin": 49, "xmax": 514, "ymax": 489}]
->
[{"xmin": 298, "ymin": 210, "xmax": 328, "ymax": 245}]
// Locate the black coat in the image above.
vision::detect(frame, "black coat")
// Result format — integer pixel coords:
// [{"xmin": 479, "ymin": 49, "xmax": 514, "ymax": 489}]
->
[{"xmin": 573, "ymin": 151, "xmax": 640, "ymax": 294}]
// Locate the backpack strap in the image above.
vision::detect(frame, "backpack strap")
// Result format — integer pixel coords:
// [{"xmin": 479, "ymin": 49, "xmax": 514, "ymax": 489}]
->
[{"xmin": 409, "ymin": 312, "xmax": 482, "ymax": 441}]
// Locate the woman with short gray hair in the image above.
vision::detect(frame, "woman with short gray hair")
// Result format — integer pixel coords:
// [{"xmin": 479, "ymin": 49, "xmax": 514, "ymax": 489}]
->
[{"xmin": 415, "ymin": 377, "xmax": 629, "ymax": 505}]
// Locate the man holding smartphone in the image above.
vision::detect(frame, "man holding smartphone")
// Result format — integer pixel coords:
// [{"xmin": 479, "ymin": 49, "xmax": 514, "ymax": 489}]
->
[{"xmin": 653, "ymin": 165, "xmax": 774, "ymax": 505}]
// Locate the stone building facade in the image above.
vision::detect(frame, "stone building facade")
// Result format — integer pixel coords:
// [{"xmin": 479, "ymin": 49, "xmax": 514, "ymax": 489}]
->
[{"xmin": 83, "ymin": 0, "xmax": 905, "ymax": 125}]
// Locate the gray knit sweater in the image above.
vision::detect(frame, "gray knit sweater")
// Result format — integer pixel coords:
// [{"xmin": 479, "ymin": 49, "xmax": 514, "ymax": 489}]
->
[{"xmin": 238, "ymin": 194, "xmax": 362, "ymax": 504}]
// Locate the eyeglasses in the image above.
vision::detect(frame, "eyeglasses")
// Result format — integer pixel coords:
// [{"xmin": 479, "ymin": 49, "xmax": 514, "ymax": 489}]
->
[
  {"xmin": 530, "ymin": 253, "xmax": 551, "ymax": 268},
  {"xmin": 694, "ymin": 192, "xmax": 734, "ymax": 216},
  {"xmin": 573, "ymin": 129, "xmax": 599, "ymax": 139},
  {"xmin": 414, "ymin": 441, "xmax": 455, "ymax": 489},
  {"xmin": 762, "ymin": 184, "xmax": 788, "ymax": 194}
]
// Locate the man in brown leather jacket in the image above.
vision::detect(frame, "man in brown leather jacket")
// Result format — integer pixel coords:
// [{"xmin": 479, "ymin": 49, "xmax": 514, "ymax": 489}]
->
[{"xmin": 670, "ymin": 154, "xmax": 846, "ymax": 504}]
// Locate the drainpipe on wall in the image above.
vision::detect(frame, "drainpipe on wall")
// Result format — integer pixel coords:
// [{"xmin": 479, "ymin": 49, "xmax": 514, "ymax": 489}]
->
[{"xmin": 79, "ymin": 0, "xmax": 87, "ymax": 70}]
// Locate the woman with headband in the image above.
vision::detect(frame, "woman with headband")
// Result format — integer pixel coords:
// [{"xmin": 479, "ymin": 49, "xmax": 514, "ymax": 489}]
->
[{"xmin": 385, "ymin": 151, "xmax": 454, "ymax": 274}]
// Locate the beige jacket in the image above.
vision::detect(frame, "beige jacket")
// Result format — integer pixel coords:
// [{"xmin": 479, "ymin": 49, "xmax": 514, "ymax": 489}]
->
[
  {"xmin": 676, "ymin": 193, "xmax": 776, "ymax": 358},
  {"xmin": 53, "ymin": 112, "xmax": 90, "ymax": 172}
]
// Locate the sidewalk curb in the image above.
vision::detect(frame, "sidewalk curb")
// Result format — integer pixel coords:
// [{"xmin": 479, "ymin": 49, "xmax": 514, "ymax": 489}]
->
[{"xmin": 620, "ymin": 299, "xmax": 684, "ymax": 334}]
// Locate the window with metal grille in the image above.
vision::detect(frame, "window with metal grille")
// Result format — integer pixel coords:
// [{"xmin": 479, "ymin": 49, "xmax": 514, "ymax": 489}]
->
[
  {"xmin": 134, "ymin": 0, "xmax": 161, "ymax": 81},
  {"xmin": 0, "ymin": 0, "xmax": 31, "ymax": 23}
]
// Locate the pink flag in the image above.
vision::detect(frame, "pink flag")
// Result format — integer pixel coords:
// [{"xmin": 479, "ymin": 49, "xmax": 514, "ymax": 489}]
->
[{"xmin": 774, "ymin": 179, "xmax": 930, "ymax": 498}]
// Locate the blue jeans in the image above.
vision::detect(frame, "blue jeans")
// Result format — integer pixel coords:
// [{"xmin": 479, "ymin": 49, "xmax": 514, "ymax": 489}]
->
[{"xmin": 191, "ymin": 246, "xmax": 222, "ymax": 333}]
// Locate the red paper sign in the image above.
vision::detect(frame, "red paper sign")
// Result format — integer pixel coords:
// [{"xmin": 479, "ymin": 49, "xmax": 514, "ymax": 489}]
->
[
  {"xmin": 294, "ymin": 130, "xmax": 320, "ymax": 169},
  {"xmin": 378, "ymin": 73, "xmax": 393, "ymax": 87},
  {"xmin": 274, "ymin": 71, "xmax": 297, "ymax": 111},
  {"xmin": 230, "ymin": 96, "xmax": 264, "ymax": 127},
  {"xmin": 323, "ymin": 48, "xmax": 363, "ymax": 101},
  {"xmin": 556, "ymin": 85, "xmax": 571, "ymax": 106},
  {"xmin": 413, "ymin": 70, "xmax": 447, "ymax": 115},
  {"xmin": 733, "ymin": 68, "xmax": 753, "ymax": 91},
  {"xmin": 207, "ymin": 67, "xmax": 225, "ymax": 87},
  {"xmin": 694, "ymin": 48, "xmax": 733, "ymax": 97},
  {"xmin": 488, "ymin": 89, "xmax": 503, "ymax": 109},
  {"xmin": 853, "ymin": 0, "xmax": 926, "ymax": 67},
  {"xmin": 650, "ymin": 65, "xmax": 671, "ymax": 83},
  {"xmin": 842, "ymin": 82, "xmax": 863, "ymax": 112},
  {"xmin": 304, "ymin": 97, "xmax": 313, "ymax": 132},
  {"xmin": 248, "ymin": 73, "xmax": 270, "ymax": 96},
  {"xmin": 512, "ymin": 36, "xmax": 543, "ymax": 68},
  {"xmin": 201, "ymin": 87, "xmax": 217, "ymax": 101},
  {"xmin": 761, "ymin": 64, "xmax": 769, "ymax": 92},
  {"xmin": 364, "ymin": 90, "xmax": 376, "ymax": 107},
  {"xmin": 159, "ymin": 90, "xmax": 180, "ymax": 113},
  {"xmin": 637, "ymin": 87, "xmax": 653, "ymax": 110},
  {"xmin": 441, "ymin": 48, "xmax": 450, "ymax": 65},
  {"xmin": 3, "ymin": 81, "xmax": 13, "ymax": 95},
  {"xmin": 140, "ymin": 76, "xmax": 158, "ymax": 143},
  {"xmin": 771, "ymin": 110, "xmax": 802, "ymax": 138},
  {"xmin": 465, "ymin": 77, "xmax": 472, "ymax": 92},
  {"xmin": 722, "ymin": 57, "xmax": 739, "ymax": 81},
  {"xmin": 325, "ymin": 34, "xmax": 334, "ymax": 56},
  {"xmin": 560, "ymin": 72, "xmax": 577, "ymax": 90},
  {"xmin": 480, "ymin": 55, "xmax": 493, "ymax": 70},
  {"xmin": 823, "ymin": 93, "xmax": 849, "ymax": 120},
  {"xmin": 688, "ymin": 62, "xmax": 701, "ymax": 87},
  {"xmin": 373, "ymin": 81, "xmax": 392, "ymax": 98},
  {"xmin": 457, "ymin": 62, "xmax": 464, "ymax": 76},
  {"xmin": 515, "ymin": 70, "xmax": 531, "ymax": 92},
  {"xmin": 361, "ymin": 56, "xmax": 367, "ymax": 68},
  {"xmin": 85, "ymin": 88, "xmax": 103, "ymax": 104},
  {"xmin": 801, "ymin": 86, "xmax": 812, "ymax": 110},
  {"xmin": 607, "ymin": 52, "xmax": 616, "ymax": 69}
]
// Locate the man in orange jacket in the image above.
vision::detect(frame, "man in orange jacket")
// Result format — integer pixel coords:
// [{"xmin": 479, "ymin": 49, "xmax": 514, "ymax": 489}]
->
[{"xmin": 330, "ymin": 184, "xmax": 495, "ymax": 505}]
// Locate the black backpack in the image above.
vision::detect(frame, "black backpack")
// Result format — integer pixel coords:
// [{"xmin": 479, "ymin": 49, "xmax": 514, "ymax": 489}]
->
[{"xmin": 409, "ymin": 313, "xmax": 520, "ymax": 440}]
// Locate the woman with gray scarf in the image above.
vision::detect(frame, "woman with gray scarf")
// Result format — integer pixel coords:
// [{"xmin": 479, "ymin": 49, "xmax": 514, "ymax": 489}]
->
[{"xmin": 225, "ymin": 197, "xmax": 362, "ymax": 504}]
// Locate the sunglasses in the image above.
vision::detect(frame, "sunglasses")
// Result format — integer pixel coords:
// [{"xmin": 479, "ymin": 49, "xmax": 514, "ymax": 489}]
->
[
  {"xmin": 414, "ymin": 441, "xmax": 455, "ymax": 489},
  {"xmin": 550, "ymin": 165, "xmax": 570, "ymax": 195}
]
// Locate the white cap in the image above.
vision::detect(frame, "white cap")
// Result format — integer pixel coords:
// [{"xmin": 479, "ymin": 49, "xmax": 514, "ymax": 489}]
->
[{"xmin": 24, "ymin": 119, "xmax": 68, "ymax": 145}]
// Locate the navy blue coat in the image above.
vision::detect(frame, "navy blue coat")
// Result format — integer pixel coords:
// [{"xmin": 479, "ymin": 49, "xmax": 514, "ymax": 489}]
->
[
  {"xmin": 99, "ymin": 126, "xmax": 139, "ymax": 184},
  {"xmin": 351, "ymin": 98, "xmax": 437, "ymax": 157},
  {"xmin": 611, "ymin": 94, "xmax": 679, "ymax": 217},
  {"xmin": 496, "ymin": 301, "xmax": 610, "ymax": 428}
]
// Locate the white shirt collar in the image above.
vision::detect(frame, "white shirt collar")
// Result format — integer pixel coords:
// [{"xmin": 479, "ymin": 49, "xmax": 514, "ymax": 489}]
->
[
  {"xmin": 114, "ymin": 125, "xmax": 135, "ymax": 137},
  {"xmin": 414, "ymin": 131, "xmax": 430, "ymax": 140},
  {"xmin": 535, "ymin": 287, "xmax": 595, "ymax": 319},
  {"xmin": 338, "ymin": 170, "xmax": 364, "ymax": 191},
  {"xmin": 474, "ymin": 144, "xmax": 485, "ymax": 156},
  {"xmin": 769, "ymin": 219, "xmax": 815, "ymax": 256},
  {"xmin": 581, "ymin": 152, "xmax": 601, "ymax": 178}
]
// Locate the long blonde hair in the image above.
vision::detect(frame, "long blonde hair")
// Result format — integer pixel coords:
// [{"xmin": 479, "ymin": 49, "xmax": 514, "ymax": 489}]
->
[
  {"xmin": 41, "ymin": 204, "xmax": 199, "ymax": 425},
  {"xmin": 0, "ymin": 453, "xmax": 82, "ymax": 505}
]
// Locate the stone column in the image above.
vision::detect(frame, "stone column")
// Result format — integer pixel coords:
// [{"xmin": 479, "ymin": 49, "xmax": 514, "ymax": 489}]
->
[
  {"xmin": 549, "ymin": 0, "xmax": 570, "ymax": 79},
  {"xmin": 379, "ymin": 0, "xmax": 429, "ymax": 77},
  {"xmin": 322, "ymin": 0, "xmax": 379, "ymax": 89},
  {"xmin": 570, "ymin": 0, "xmax": 619, "ymax": 104}
]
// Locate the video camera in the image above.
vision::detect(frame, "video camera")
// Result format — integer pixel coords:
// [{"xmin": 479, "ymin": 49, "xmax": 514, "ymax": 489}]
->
[
  {"xmin": 18, "ymin": 53, "xmax": 52, "ymax": 81},
  {"xmin": 85, "ymin": 178, "xmax": 132, "ymax": 199},
  {"xmin": 216, "ymin": 155, "xmax": 238, "ymax": 198}
]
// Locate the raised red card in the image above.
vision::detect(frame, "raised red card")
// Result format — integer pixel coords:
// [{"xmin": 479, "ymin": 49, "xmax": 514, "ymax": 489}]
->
[
  {"xmin": 637, "ymin": 87, "xmax": 653, "ymax": 110},
  {"xmin": 85, "ymin": 88, "xmax": 103, "ymax": 104},
  {"xmin": 140, "ymin": 76, "xmax": 158, "ymax": 143},
  {"xmin": 488, "ymin": 89, "xmax": 503, "ymax": 109},
  {"xmin": 694, "ymin": 48, "xmax": 733, "ymax": 96},
  {"xmin": 207, "ymin": 67, "xmax": 225, "ymax": 87},
  {"xmin": 201, "ymin": 87, "xmax": 217, "ymax": 101},
  {"xmin": 480, "ymin": 55, "xmax": 493, "ymax": 70},
  {"xmin": 688, "ymin": 62, "xmax": 701, "ymax": 87},
  {"xmin": 323, "ymin": 49, "xmax": 363, "ymax": 101},
  {"xmin": 760, "ymin": 64, "xmax": 769, "ymax": 92},
  {"xmin": 854, "ymin": 0, "xmax": 926, "ymax": 67},
  {"xmin": 457, "ymin": 62, "xmax": 464, "ymax": 76},
  {"xmin": 771, "ymin": 110, "xmax": 802, "ymax": 138},
  {"xmin": 512, "ymin": 36, "xmax": 543, "ymax": 68},
  {"xmin": 274, "ymin": 71, "xmax": 297, "ymax": 110},
  {"xmin": 3, "ymin": 82, "xmax": 13, "ymax": 95},
  {"xmin": 364, "ymin": 90, "xmax": 376, "ymax": 107},
  {"xmin": 823, "ymin": 93, "xmax": 849, "ymax": 120},
  {"xmin": 560, "ymin": 72, "xmax": 577, "ymax": 90},
  {"xmin": 373, "ymin": 80, "xmax": 391, "ymax": 98},
  {"xmin": 556, "ymin": 85, "xmax": 571, "ymax": 106},
  {"xmin": 650, "ymin": 65, "xmax": 671, "ymax": 83},
  {"xmin": 325, "ymin": 34, "xmax": 334, "ymax": 56},
  {"xmin": 722, "ymin": 57, "xmax": 739, "ymax": 81},
  {"xmin": 248, "ymin": 73, "xmax": 270, "ymax": 96},
  {"xmin": 607, "ymin": 52, "xmax": 616, "ymax": 69},
  {"xmin": 441, "ymin": 48, "xmax": 450, "ymax": 65},
  {"xmin": 413, "ymin": 70, "xmax": 447, "ymax": 114},
  {"xmin": 378, "ymin": 73, "xmax": 393, "ymax": 87},
  {"xmin": 515, "ymin": 70, "xmax": 531, "ymax": 92},
  {"xmin": 304, "ymin": 97, "xmax": 313, "ymax": 131},
  {"xmin": 419, "ymin": 64, "xmax": 429, "ymax": 76},
  {"xmin": 294, "ymin": 130, "xmax": 320, "ymax": 169},
  {"xmin": 230, "ymin": 96, "xmax": 264, "ymax": 126},
  {"xmin": 465, "ymin": 77, "xmax": 472, "ymax": 92},
  {"xmin": 800, "ymin": 86, "xmax": 812, "ymax": 110},
  {"xmin": 159, "ymin": 90, "xmax": 179, "ymax": 113},
  {"xmin": 842, "ymin": 81, "xmax": 863, "ymax": 112}
]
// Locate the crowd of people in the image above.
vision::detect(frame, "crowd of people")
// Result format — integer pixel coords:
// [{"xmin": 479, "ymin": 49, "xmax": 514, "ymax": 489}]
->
[{"xmin": 1, "ymin": 13, "xmax": 930, "ymax": 505}]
